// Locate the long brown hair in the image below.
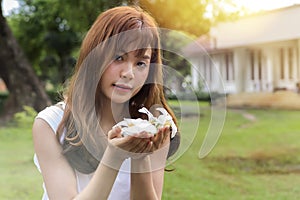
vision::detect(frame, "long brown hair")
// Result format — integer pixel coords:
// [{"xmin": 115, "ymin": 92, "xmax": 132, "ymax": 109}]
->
[{"xmin": 57, "ymin": 6, "xmax": 180, "ymax": 174}]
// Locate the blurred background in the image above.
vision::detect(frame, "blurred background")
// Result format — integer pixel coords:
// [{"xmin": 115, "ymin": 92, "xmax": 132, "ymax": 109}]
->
[{"xmin": 1, "ymin": 0, "xmax": 300, "ymax": 199}]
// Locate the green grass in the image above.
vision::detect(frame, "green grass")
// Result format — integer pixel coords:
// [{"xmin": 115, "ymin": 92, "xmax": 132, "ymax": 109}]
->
[
  {"xmin": 2, "ymin": 104, "xmax": 300, "ymax": 199},
  {"xmin": 163, "ymin": 108, "xmax": 300, "ymax": 200},
  {"xmin": 0, "ymin": 126, "xmax": 43, "ymax": 199}
]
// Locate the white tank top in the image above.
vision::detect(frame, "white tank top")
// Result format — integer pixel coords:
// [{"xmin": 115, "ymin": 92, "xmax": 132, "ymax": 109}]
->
[{"xmin": 33, "ymin": 103, "xmax": 131, "ymax": 200}]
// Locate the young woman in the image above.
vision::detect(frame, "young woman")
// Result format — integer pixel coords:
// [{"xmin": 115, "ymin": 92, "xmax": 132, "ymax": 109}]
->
[{"xmin": 32, "ymin": 5, "xmax": 180, "ymax": 200}]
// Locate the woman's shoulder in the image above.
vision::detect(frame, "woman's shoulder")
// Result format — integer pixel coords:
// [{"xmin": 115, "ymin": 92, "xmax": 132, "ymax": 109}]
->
[{"xmin": 35, "ymin": 101, "xmax": 66, "ymax": 134}]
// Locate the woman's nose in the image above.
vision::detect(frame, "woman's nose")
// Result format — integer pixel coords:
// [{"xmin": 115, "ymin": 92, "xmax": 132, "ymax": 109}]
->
[{"xmin": 120, "ymin": 63, "xmax": 134, "ymax": 79}]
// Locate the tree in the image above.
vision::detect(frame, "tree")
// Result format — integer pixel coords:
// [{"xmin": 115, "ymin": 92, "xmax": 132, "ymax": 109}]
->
[
  {"xmin": 0, "ymin": 0, "xmax": 51, "ymax": 117},
  {"xmin": 137, "ymin": 0, "xmax": 241, "ymax": 80},
  {"xmin": 62, "ymin": 0, "xmax": 126, "ymax": 31},
  {"xmin": 140, "ymin": 0, "xmax": 209, "ymax": 36},
  {"xmin": 9, "ymin": 0, "xmax": 80, "ymax": 86},
  {"xmin": 9, "ymin": 0, "xmax": 126, "ymax": 86},
  {"xmin": 139, "ymin": 0, "xmax": 240, "ymax": 37}
]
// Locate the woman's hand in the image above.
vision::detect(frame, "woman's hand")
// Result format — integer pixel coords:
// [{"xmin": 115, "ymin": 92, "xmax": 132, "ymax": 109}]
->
[
  {"xmin": 106, "ymin": 125, "xmax": 170, "ymax": 159},
  {"xmin": 149, "ymin": 126, "xmax": 171, "ymax": 152},
  {"xmin": 108, "ymin": 126, "xmax": 154, "ymax": 153}
]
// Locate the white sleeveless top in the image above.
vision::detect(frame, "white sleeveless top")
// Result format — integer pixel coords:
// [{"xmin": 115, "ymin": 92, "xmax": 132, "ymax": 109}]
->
[{"xmin": 33, "ymin": 103, "xmax": 131, "ymax": 200}]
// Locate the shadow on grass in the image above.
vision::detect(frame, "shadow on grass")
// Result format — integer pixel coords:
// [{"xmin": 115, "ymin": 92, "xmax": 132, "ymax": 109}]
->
[{"xmin": 204, "ymin": 148, "xmax": 300, "ymax": 174}]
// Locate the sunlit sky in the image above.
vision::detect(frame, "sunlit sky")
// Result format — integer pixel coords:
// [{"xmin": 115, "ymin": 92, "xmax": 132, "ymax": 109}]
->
[
  {"xmin": 233, "ymin": 0, "xmax": 300, "ymax": 12},
  {"xmin": 2, "ymin": 0, "xmax": 19, "ymax": 16},
  {"xmin": 2, "ymin": 0, "xmax": 300, "ymax": 16},
  {"xmin": 204, "ymin": 0, "xmax": 300, "ymax": 18}
]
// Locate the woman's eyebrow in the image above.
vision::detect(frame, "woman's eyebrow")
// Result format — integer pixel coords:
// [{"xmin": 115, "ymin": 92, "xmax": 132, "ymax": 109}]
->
[
  {"xmin": 117, "ymin": 50, "xmax": 127, "ymax": 56},
  {"xmin": 141, "ymin": 55, "xmax": 151, "ymax": 60}
]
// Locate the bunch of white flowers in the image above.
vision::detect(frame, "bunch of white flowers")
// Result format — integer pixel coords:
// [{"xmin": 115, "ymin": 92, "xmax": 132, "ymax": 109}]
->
[{"xmin": 113, "ymin": 107, "xmax": 177, "ymax": 138}]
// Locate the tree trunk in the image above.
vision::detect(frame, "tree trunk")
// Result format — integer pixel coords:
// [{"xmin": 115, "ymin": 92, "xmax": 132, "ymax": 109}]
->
[{"xmin": 0, "ymin": 1, "xmax": 51, "ymax": 118}]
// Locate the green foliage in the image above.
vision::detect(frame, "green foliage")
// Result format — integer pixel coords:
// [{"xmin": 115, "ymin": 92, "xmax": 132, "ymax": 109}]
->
[
  {"xmin": 0, "ymin": 92, "xmax": 9, "ymax": 114},
  {"xmin": 140, "ymin": 0, "xmax": 241, "ymax": 37},
  {"xmin": 62, "ymin": 0, "xmax": 126, "ymax": 31},
  {"xmin": 161, "ymin": 30, "xmax": 195, "ymax": 77},
  {"xmin": 8, "ymin": 0, "xmax": 80, "ymax": 85},
  {"xmin": 13, "ymin": 106, "xmax": 37, "ymax": 128},
  {"xmin": 140, "ymin": 0, "xmax": 210, "ymax": 36},
  {"xmin": 7, "ymin": 0, "xmax": 127, "ymax": 87}
]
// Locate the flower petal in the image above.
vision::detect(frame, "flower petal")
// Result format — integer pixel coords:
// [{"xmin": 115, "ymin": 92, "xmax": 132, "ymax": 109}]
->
[
  {"xmin": 156, "ymin": 107, "xmax": 169, "ymax": 116},
  {"xmin": 114, "ymin": 107, "xmax": 178, "ymax": 138},
  {"xmin": 170, "ymin": 120, "xmax": 178, "ymax": 138},
  {"xmin": 138, "ymin": 107, "xmax": 154, "ymax": 120},
  {"xmin": 122, "ymin": 123, "xmax": 157, "ymax": 136}
]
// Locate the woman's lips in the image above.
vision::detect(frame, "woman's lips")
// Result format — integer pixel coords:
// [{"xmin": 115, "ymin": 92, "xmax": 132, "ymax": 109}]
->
[{"xmin": 113, "ymin": 83, "xmax": 133, "ymax": 91}]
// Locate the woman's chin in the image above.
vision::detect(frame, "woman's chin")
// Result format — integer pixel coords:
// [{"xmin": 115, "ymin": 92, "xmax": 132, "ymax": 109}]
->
[{"xmin": 110, "ymin": 96, "xmax": 131, "ymax": 104}]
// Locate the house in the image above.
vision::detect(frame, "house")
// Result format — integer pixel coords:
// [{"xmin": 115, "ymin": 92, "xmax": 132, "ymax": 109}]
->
[{"xmin": 184, "ymin": 5, "xmax": 300, "ymax": 94}]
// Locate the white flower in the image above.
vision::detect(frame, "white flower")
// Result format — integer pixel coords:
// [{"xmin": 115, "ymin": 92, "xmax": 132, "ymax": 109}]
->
[
  {"xmin": 155, "ymin": 108, "xmax": 178, "ymax": 139},
  {"xmin": 113, "ymin": 107, "xmax": 177, "ymax": 138},
  {"xmin": 116, "ymin": 118, "xmax": 157, "ymax": 136}
]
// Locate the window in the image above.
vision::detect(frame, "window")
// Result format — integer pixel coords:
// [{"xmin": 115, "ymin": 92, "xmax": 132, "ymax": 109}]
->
[
  {"xmin": 225, "ymin": 52, "xmax": 234, "ymax": 81},
  {"xmin": 250, "ymin": 50, "xmax": 255, "ymax": 80},
  {"xmin": 280, "ymin": 48, "xmax": 284, "ymax": 79},
  {"xmin": 279, "ymin": 47, "xmax": 295, "ymax": 80},
  {"xmin": 258, "ymin": 50, "xmax": 262, "ymax": 80},
  {"xmin": 288, "ymin": 47, "xmax": 294, "ymax": 80}
]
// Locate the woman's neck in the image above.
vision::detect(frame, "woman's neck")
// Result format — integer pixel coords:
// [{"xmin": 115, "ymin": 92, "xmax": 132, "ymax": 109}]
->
[{"xmin": 99, "ymin": 100, "xmax": 129, "ymax": 128}]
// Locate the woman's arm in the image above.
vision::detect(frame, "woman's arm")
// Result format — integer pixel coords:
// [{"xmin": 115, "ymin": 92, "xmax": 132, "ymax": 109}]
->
[
  {"xmin": 74, "ymin": 146, "xmax": 123, "ymax": 200},
  {"xmin": 33, "ymin": 118, "xmax": 78, "ymax": 199},
  {"xmin": 33, "ymin": 119, "xmax": 152, "ymax": 200},
  {"xmin": 131, "ymin": 157, "xmax": 166, "ymax": 200},
  {"xmin": 130, "ymin": 126, "xmax": 170, "ymax": 200}
]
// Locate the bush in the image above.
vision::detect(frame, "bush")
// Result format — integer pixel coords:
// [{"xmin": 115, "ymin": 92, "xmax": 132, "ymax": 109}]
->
[
  {"xmin": 165, "ymin": 89, "xmax": 225, "ymax": 102},
  {"xmin": 47, "ymin": 90, "xmax": 64, "ymax": 103},
  {"xmin": 0, "ymin": 92, "xmax": 9, "ymax": 113},
  {"xmin": 13, "ymin": 106, "xmax": 37, "ymax": 128}
]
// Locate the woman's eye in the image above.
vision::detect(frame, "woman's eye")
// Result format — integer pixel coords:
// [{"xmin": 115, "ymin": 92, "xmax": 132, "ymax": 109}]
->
[
  {"xmin": 137, "ymin": 61, "xmax": 147, "ymax": 68},
  {"xmin": 115, "ymin": 55, "xmax": 123, "ymax": 61}
]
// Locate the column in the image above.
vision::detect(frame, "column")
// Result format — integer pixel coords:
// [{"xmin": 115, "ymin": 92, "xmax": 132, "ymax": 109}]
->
[
  {"xmin": 297, "ymin": 40, "xmax": 300, "ymax": 80},
  {"xmin": 264, "ymin": 47, "xmax": 274, "ymax": 92},
  {"xmin": 233, "ymin": 48, "xmax": 248, "ymax": 93},
  {"xmin": 191, "ymin": 57, "xmax": 200, "ymax": 90}
]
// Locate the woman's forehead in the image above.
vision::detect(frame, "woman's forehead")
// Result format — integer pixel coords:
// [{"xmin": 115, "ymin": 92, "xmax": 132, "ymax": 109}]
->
[
  {"xmin": 115, "ymin": 28, "xmax": 156, "ymax": 52},
  {"xmin": 118, "ymin": 46, "xmax": 152, "ymax": 58}
]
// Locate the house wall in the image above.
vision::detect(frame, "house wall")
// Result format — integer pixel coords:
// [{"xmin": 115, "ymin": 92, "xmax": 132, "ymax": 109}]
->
[
  {"xmin": 189, "ymin": 54, "xmax": 227, "ymax": 94},
  {"xmin": 211, "ymin": 5, "xmax": 300, "ymax": 49},
  {"xmin": 188, "ymin": 6, "xmax": 300, "ymax": 94},
  {"xmin": 191, "ymin": 39, "xmax": 300, "ymax": 94}
]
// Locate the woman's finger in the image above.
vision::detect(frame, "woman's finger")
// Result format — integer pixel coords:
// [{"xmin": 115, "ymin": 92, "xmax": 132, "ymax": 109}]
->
[
  {"xmin": 152, "ymin": 128, "xmax": 164, "ymax": 149},
  {"xmin": 150, "ymin": 126, "xmax": 171, "ymax": 151},
  {"xmin": 108, "ymin": 126, "xmax": 122, "ymax": 139},
  {"xmin": 143, "ymin": 140, "xmax": 153, "ymax": 153},
  {"xmin": 129, "ymin": 138, "xmax": 150, "ymax": 153},
  {"xmin": 162, "ymin": 126, "xmax": 171, "ymax": 144}
]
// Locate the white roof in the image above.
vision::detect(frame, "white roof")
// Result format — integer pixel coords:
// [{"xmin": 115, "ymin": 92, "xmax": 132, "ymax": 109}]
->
[{"xmin": 211, "ymin": 5, "xmax": 300, "ymax": 49}]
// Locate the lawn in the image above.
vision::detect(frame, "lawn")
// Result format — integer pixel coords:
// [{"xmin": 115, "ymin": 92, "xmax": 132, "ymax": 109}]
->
[
  {"xmin": 0, "ymin": 123, "xmax": 42, "ymax": 199},
  {"xmin": 1, "ymin": 102, "xmax": 300, "ymax": 199},
  {"xmin": 163, "ymin": 104, "xmax": 300, "ymax": 200}
]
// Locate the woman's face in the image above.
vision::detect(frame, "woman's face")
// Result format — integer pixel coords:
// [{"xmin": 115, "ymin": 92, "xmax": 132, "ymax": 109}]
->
[{"xmin": 100, "ymin": 48, "xmax": 152, "ymax": 104}]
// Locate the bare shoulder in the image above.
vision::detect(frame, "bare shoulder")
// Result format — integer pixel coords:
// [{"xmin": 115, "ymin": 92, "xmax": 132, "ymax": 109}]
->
[
  {"xmin": 33, "ymin": 117, "xmax": 52, "ymax": 131},
  {"xmin": 32, "ymin": 118, "xmax": 56, "ymax": 140},
  {"xmin": 32, "ymin": 115, "xmax": 77, "ymax": 199},
  {"xmin": 32, "ymin": 118, "xmax": 62, "ymax": 155}
]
